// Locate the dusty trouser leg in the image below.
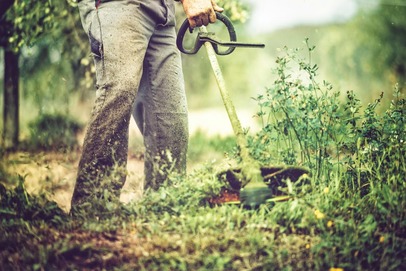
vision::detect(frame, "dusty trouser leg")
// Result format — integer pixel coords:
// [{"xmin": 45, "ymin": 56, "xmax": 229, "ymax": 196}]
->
[
  {"xmin": 133, "ymin": 3, "xmax": 189, "ymax": 191},
  {"xmin": 71, "ymin": 1, "xmax": 156, "ymax": 209}
]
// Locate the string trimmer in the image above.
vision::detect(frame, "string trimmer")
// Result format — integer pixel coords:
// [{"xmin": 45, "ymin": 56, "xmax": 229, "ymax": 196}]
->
[{"xmin": 177, "ymin": 12, "xmax": 309, "ymax": 208}]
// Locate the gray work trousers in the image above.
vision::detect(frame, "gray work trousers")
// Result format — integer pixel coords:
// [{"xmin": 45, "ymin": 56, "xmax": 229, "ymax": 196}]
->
[{"xmin": 71, "ymin": 0, "xmax": 188, "ymax": 209}]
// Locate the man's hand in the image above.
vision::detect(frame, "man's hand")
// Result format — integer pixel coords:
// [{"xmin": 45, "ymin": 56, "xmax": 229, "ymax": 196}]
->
[{"xmin": 181, "ymin": 0, "xmax": 224, "ymax": 29}]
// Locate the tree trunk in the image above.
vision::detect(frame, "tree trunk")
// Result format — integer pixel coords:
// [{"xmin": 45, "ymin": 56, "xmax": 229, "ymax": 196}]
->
[{"xmin": 3, "ymin": 49, "xmax": 19, "ymax": 149}]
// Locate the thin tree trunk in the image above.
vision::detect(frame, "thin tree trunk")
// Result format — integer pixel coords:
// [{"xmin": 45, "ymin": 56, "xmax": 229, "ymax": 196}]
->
[{"xmin": 3, "ymin": 49, "xmax": 19, "ymax": 149}]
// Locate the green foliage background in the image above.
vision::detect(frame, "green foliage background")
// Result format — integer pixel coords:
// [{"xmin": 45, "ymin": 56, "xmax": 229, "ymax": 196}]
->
[{"xmin": 1, "ymin": 0, "xmax": 405, "ymax": 129}]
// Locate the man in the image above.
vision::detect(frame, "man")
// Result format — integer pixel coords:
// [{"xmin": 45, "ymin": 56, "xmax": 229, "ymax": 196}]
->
[{"xmin": 71, "ymin": 0, "xmax": 223, "ymax": 213}]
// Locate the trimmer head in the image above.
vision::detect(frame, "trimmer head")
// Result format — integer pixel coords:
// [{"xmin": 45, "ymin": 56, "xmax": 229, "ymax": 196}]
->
[
  {"xmin": 239, "ymin": 182, "xmax": 274, "ymax": 209},
  {"xmin": 217, "ymin": 166, "xmax": 310, "ymax": 208}
]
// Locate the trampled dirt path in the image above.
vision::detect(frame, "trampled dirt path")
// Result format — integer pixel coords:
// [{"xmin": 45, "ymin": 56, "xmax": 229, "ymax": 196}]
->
[{"xmin": 4, "ymin": 150, "xmax": 144, "ymax": 213}]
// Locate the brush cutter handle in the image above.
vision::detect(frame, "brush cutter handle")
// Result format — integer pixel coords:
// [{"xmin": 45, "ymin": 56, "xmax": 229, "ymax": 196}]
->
[{"xmin": 177, "ymin": 12, "xmax": 237, "ymax": 55}]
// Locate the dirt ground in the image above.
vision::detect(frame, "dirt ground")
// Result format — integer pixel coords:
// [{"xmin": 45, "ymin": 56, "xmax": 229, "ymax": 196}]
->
[
  {"xmin": 4, "ymin": 150, "xmax": 145, "ymax": 213},
  {"xmin": 3, "ymin": 120, "xmax": 147, "ymax": 213}
]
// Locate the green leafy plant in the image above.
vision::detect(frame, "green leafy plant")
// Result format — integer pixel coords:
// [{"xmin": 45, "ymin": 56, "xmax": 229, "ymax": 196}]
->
[
  {"xmin": 247, "ymin": 39, "xmax": 405, "ymax": 270},
  {"xmin": 3, "ymin": 0, "xmax": 79, "ymax": 52},
  {"xmin": 250, "ymin": 39, "xmax": 344, "ymax": 180},
  {"xmin": 249, "ymin": 39, "xmax": 405, "ymax": 186}
]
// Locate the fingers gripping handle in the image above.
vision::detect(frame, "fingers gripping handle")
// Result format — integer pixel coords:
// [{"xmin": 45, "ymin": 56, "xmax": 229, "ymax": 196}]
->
[{"xmin": 176, "ymin": 12, "xmax": 237, "ymax": 55}]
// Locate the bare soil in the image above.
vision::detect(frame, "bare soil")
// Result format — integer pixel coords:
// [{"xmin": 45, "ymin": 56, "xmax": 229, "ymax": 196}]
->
[{"xmin": 4, "ymin": 149, "xmax": 144, "ymax": 213}]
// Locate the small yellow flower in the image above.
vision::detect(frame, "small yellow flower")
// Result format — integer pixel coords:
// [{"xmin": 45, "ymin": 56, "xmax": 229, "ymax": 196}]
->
[
  {"xmin": 301, "ymin": 173, "xmax": 310, "ymax": 179},
  {"xmin": 305, "ymin": 244, "xmax": 311, "ymax": 249},
  {"xmin": 314, "ymin": 209, "xmax": 325, "ymax": 219},
  {"xmin": 329, "ymin": 268, "xmax": 344, "ymax": 271},
  {"xmin": 323, "ymin": 187, "xmax": 330, "ymax": 194},
  {"xmin": 327, "ymin": 220, "xmax": 334, "ymax": 228},
  {"xmin": 379, "ymin": 236, "xmax": 385, "ymax": 243},
  {"xmin": 80, "ymin": 57, "xmax": 90, "ymax": 66}
]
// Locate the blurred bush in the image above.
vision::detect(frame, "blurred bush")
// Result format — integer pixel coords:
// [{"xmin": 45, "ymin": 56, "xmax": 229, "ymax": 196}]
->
[{"xmin": 28, "ymin": 113, "xmax": 82, "ymax": 151}]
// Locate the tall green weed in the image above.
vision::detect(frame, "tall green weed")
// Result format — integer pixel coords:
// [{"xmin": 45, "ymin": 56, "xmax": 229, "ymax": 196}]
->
[
  {"xmin": 250, "ymin": 39, "xmax": 405, "ymax": 189},
  {"xmin": 246, "ymin": 39, "xmax": 405, "ymax": 270}
]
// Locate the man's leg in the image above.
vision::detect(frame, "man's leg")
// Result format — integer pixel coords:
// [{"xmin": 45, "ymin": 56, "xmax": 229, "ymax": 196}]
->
[
  {"xmin": 71, "ymin": 1, "xmax": 157, "ymax": 210},
  {"xmin": 133, "ymin": 1, "xmax": 189, "ymax": 190}
]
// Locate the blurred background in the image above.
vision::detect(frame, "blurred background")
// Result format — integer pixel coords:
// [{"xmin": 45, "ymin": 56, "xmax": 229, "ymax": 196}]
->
[{"xmin": 0, "ymin": 0, "xmax": 405, "ymax": 148}]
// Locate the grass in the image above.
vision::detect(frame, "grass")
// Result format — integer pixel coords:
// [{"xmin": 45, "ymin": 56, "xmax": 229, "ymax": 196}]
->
[
  {"xmin": 1, "ymin": 171, "xmax": 404, "ymax": 270},
  {"xmin": 1, "ymin": 41, "xmax": 405, "ymax": 270}
]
